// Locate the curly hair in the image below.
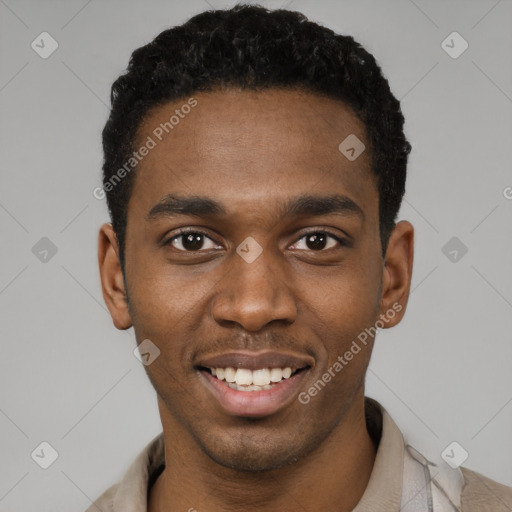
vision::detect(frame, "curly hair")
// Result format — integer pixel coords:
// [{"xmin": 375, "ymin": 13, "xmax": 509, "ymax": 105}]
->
[{"xmin": 102, "ymin": 3, "xmax": 411, "ymax": 272}]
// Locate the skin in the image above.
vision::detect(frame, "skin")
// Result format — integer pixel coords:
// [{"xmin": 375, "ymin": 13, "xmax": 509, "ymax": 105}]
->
[{"xmin": 98, "ymin": 88, "xmax": 414, "ymax": 512}]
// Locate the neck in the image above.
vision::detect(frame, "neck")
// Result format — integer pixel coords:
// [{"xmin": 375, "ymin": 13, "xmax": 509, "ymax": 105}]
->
[{"xmin": 149, "ymin": 390, "xmax": 377, "ymax": 512}]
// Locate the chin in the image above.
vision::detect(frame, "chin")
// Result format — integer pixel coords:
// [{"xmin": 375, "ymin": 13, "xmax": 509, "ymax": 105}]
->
[
  {"xmin": 204, "ymin": 445, "xmax": 301, "ymax": 473},
  {"xmin": 194, "ymin": 426, "xmax": 323, "ymax": 473}
]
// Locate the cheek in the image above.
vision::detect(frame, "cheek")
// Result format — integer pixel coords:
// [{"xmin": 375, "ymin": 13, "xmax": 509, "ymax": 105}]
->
[
  {"xmin": 128, "ymin": 245, "xmax": 205, "ymax": 317},
  {"xmin": 126, "ymin": 260, "xmax": 219, "ymax": 369},
  {"xmin": 304, "ymin": 285, "xmax": 378, "ymax": 409},
  {"xmin": 306, "ymin": 259, "xmax": 381, "ymax": 324},
  {"xmin": 301, "ymin": 258, "xmax": 382, "ymax": 361}
]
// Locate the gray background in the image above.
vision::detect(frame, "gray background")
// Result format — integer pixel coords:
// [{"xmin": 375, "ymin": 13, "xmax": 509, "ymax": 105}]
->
[{"xmin": 1, "ymin": 0, "xmax": 511, "ymax": 510}]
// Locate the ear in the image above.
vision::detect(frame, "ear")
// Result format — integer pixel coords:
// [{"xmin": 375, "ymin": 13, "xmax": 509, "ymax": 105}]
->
[
  {"xmin": 379, "ymin": 220, "xmax": 414, "ymax": 328},
  {"xmin": 98, "ymin": 223, "xmax": 132, "ymax": 330}
]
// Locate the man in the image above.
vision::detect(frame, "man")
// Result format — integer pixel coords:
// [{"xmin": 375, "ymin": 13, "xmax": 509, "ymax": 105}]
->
[{"xmin": 90, "ymin": 4, "xmax": 512, "ymax": 511}]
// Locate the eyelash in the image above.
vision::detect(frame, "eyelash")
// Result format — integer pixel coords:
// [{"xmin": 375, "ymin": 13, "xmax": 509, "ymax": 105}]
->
[{"xmin": 163, "ymin": 228, "xmax": 349, "ymax": 252}]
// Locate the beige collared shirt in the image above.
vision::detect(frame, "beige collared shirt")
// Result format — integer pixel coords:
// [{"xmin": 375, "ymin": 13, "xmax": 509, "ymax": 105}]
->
[{"xmin": 85, "ymin": 398, "xmax": 512, "ymax": 512}]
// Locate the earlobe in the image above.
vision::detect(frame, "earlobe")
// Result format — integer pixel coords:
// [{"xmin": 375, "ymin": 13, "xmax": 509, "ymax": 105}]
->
[
  {"xmin": 98, "ymin": 223, "xmax": 133, "ymax": 330},
  {"xmin": 380, "ymin": 221, "xmax": 414, "ymax": 328}
]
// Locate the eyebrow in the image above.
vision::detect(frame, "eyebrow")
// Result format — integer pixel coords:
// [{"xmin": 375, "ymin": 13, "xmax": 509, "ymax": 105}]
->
[{"xmin": 146, "ymin": 193, "xmax": 365, "ymax": 222}]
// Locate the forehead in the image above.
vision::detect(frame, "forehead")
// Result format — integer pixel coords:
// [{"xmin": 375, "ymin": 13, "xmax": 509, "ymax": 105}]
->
[{"xmin": 129, "ymin": 88, "xmax": 376, "ymax": 221}]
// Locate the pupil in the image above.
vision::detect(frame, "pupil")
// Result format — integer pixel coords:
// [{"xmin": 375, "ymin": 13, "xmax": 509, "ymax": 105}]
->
[
  {"xmin": 180, "ymin": 233, "xmax": 328, "ymax": 251},
  {"xmin": 306, "ymin": 233, "xmax": 326, "ymax": 250},
  {"xmin": 183, "ymin": 233, "xmax": 204, "ymax": 251}
]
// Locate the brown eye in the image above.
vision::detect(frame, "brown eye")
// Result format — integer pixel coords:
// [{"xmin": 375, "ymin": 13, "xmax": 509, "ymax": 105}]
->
[
  {"xmin": 165, "ymin": 231, "xmax": 220, "ymax": 252},
  {"xmin": 305, "ymin": 233, "xmax": 328, "ymax": 250},
  {"xmin": 291, "ymin": 231, "xmax": 346, "ymax": 251}
]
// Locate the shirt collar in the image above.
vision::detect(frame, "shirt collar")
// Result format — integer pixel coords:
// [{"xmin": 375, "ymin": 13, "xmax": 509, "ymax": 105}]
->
[
  {"xmin": 112, "ymin": 430, "xmax": 165, "ymax": 512},
  {"xmin": 110, "ymin": 397, "xmax": 405, "ymax": 512},
  {"xmin": 353, "ymin": 397, "xmax": 404, "ymax": 511}
]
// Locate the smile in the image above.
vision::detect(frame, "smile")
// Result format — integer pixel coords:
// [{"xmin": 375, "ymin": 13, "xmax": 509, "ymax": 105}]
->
[
  {"xmin": 206, "ymin": 366, "xmax": 296, "ymax": 391},
  {"xmin": 196, "ymin": 351, "xmax": 314, "ymax": 417}
]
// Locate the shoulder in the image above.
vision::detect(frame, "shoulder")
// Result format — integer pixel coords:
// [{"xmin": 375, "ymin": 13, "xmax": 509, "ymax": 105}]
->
[
  {"xmin": 83, "ymin": 432, "xmax": 165, "ymax": 512},
  {"xmin": 84, "ymin": 481, "xmax": 117, "ymax": 512},
  {"xmin": 461, "ymin": 467, "xmax": 512, "ymax": 512}
]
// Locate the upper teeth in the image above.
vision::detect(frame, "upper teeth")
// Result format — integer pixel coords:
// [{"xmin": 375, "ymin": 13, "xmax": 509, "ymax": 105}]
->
[{"xmin": 211, "ymin": 367, "xmax": 293, "ymax": 386}]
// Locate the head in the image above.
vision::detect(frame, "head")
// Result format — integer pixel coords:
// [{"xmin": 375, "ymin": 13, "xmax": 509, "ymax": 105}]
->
[{"xmin": 98, "ymin": 4, "xmax": 413, "ymax": 472}]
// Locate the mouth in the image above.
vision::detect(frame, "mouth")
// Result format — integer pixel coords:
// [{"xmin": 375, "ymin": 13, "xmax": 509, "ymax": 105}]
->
[
  {"xmin": 201, "ymin": 365, "xmax": 306, "ymax": 391},
  {"xmin": 195, "ymin": 351, "xmax": 313, "ymax": 417}
]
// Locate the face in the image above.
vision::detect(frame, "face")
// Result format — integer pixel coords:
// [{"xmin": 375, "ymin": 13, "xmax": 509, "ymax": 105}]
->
[{"xmin": 99, "ymin": 88, "xmax": 413, "ymax": 472}]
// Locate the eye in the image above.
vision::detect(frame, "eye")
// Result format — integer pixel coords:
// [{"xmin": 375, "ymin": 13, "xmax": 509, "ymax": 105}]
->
[
  {"xmin": 290, "ymin": 231, "xmax": 347, "ymax": 251},
  {"xmin": 164, "ymin": 230, "xmax": 221, "ymax": 252},
  {"xmin": 163, "ymin": 229, "xmax": 348, "ymax": 254}
]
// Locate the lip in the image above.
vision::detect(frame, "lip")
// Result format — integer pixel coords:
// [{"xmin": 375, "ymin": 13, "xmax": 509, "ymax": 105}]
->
[
  {"xmin": 196, "ymin": 350, "xmax": 314, "ymax": 372},
  {"xmin": 195, "ymin": 351, "xmax": 314, "ymax": 418},
  {"xmin": 199, "ymin": 367, "xmax": 310, "ymax": 417}
]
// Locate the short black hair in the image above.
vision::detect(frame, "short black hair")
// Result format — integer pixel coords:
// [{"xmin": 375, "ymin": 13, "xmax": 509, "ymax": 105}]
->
[{"xmin": 102, "ymin": 3, "xmax": 411, "ymax": 272}]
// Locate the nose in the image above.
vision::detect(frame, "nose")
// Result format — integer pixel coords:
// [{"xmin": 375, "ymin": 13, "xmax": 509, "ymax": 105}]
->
[{"xmin": 211, "ymin": 247, "xmax": 297, "ymax": 332}]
